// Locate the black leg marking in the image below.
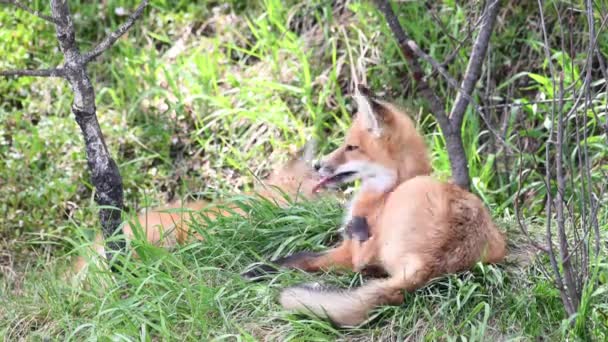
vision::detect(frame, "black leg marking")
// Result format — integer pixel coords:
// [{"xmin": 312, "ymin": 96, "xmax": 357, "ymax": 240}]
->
[
  {"xmin": 240, "ymin": 251, "xmax": 323, "ymax": 282},
  {"xmin": 361, "ymin": 265, "xmax": 388, "ymax": 278},
  {"xmin": 273, "ymin": 251, "xmax": 323, "ymax": 268},
  {"xmin": 346, "ymin": 216, "xmax": 370, "ymax": 241}
]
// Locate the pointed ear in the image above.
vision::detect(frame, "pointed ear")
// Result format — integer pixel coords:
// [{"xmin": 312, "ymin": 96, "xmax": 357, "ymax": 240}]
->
[
  {"xmin": 354, "ymin": 84, "xmax": 388, "ymax": 138},
  {"xmin": 294, "ymin": 139, "xmax": 316, "ymax": 163}
]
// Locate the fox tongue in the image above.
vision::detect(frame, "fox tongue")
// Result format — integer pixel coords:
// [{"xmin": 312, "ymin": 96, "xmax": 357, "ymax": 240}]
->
[{"xmin": 312, "ymin": 177, "xmax": 332, "ymax": 194}]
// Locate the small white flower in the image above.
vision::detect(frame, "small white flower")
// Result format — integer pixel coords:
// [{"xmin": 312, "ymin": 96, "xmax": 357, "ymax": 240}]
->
[{"xmin": 115, "ymin": 7, "xmax": 128, "ymax": 16}]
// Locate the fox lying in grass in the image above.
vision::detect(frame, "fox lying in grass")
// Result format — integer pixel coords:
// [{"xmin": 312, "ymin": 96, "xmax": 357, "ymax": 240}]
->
[
  {"xmin": 245, "ymin": 85, "xmax": 507, "ymax": 327},
  {"xmin": 71, "ymin": 141, "xmax": 326, "ymax": 275}
]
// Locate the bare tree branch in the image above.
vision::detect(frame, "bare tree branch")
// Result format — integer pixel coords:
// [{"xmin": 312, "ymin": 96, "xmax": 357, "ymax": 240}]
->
[
  {"xmin": 375, "ymin": 0, "xmax": 501, "ymax": 190},
  {"xmin": 481, "ymin": 98, "xmax": 576, "ymax": 110},
  {"xmin": 82, "ymin": 0, "xmax": 149, "ymax": 63},
  {"xmin": 535, "ymin": 0, "xmax": 575, "ymax": 316},
  {"xmin": 584, "ymin": 0, "xmax": 602, "ymax": 258},
  {"xmin": 0, "ymin": 68, "xmax": 65, "ymax": 78},
  {"xmin": 427, "ymin": 7, "xmax": 485, "ymax": 76},
  {"xmin": 0, "ymin": 0, "xmax": 59, "ymax": 24},
  {"xmin": 556, "ymin": 72, "xmax": 580, "ymax": 313},
  {"xmin": 448, "ymin": 0, "xmax": 500, "ymax": 129},
  {"xmin": 401, "ymin": 29, "xmax": 515, "ymax": 157},
  {"xmin": 373, "ymin": 0, "xmax": 448, "ymax": 127},
  {"xmin": 403, "ymin": 39, "xmax": 460, "ymax": 90}
]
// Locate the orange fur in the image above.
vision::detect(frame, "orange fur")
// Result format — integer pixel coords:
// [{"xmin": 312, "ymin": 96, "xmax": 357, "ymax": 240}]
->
[
  {"xmin": 70, "ymin": 141, "xmax": 326, "ymax": 275},
  {"xmin": 275, "ymin": 86, "xmax": 507, "ymax": 326},
  {"xmin": 122, "ymin": 145, "xmax": 324, "ymax": 247}
]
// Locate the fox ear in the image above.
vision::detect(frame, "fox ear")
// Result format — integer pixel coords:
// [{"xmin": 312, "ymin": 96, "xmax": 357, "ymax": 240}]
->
[
  {"xmin": 354, "ymin": 84, "xmax": 388, "ymax": 138},
  {"xmin": 294, "ymin": 139, "xmax": 316, "ymax": 163}
]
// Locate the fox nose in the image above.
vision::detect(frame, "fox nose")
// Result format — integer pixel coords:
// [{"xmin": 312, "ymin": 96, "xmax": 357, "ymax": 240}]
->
[{"xmin": 313, "ymin": 160, "xmax": 321, "ymax": 172}]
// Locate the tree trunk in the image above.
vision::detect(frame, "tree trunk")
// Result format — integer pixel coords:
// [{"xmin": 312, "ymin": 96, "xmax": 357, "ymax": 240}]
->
[
  {"xmin": 445, "ymin": 126, "xmax": 470, "ymax": 190},
  {"xmin": 73, "ymin": 107, "xmax": 125, "ymax": 261},
  {"xmin": 52, "ymin": 0, "xmax": 126, "ymax": 262}
]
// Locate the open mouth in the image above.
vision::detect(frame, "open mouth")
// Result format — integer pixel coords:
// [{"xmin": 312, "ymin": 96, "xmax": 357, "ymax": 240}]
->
[{"xmin": 312, "ymin": 171, "xmax": 357, "ymax": 193}]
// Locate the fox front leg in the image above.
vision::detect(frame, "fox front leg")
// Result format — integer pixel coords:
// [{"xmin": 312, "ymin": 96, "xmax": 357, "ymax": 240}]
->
[
  {"xmin": 269, "ymin": 216, "xmax": 374, "ymax": 275},
  {"xmin": 346, "ymin": 216, "xmax": 371, "ymax": 272},
  {"xmin": 241, "ymin": 242, "xmax": 355, "ymax": 281},
  {"xmin": 345, "ymin": 216, "xmax": 382, "ymax": 274}
]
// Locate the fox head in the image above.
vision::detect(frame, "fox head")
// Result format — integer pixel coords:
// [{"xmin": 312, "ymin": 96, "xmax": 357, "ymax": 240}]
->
[
  {"xmin": 260, "ymin": 140, "xmax": 322, "ymax": 200},
  {"xmin": 314, "ymin": 85, "xmax": 431, "ymax": 193}
]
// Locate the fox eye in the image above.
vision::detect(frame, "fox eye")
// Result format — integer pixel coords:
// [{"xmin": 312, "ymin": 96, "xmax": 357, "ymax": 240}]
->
[{"xmin": 345, "ymin": 144, "xmax": 359, "ymax": 152}]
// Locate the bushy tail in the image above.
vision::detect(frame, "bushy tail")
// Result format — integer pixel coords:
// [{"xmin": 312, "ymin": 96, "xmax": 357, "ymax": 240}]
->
[{"xmin": 279, "ymin": 276, "xmax": 406, "ymax": 327}]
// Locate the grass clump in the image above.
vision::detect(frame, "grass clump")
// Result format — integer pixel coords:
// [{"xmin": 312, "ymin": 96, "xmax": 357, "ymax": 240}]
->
[
  {"xmin": 1, "ymin": 0, "xmax": 607, "ymax": 340},
  {"xmin": 2, "ymin": 196, "xmax": 586, "ymax": 340}
]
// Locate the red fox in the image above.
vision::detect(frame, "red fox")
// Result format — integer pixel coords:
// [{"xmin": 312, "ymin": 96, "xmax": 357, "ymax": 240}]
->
[
  {"xmin": 250, "ymin": 85, "xmax": 507, "ymax": 327},
  {"xmin": 71, "ymin": 141, "xmax": 326, "ymax": 275}
]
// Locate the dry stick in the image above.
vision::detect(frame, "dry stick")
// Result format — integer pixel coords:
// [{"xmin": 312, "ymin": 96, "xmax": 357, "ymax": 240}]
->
[
  {"xmin": 584, "ymin": 0, "xmax": 602, "ymax": 259},
  {"xmin": 83, "ymin": 0, "xmax": 149, "ymax": 63},
  {"xmin": 536, "ymin": 0, "xmax": 576, "ymax": 316},
  {"xmin": 565, "ymin": 5, "xmax": 588, "ymax": 285},
  {"xmin": 500, "ymin": 86, "xmax": 514, "ymax": 190},
  {"xmin": 560, "ymin": 3, "xmax": 584, "ymax": 295},
  {"xmin": 0, "ymin": 68, "xmax": 65, "ymax": 77},
  {"xmin": 593, "ymin": 51, "xmax": 608, "ymax": 136},
  {"xmin": 426, "ymin": 2, "xmax": 466, "ymax": 46},
  {"xmin": 584, "ymin": 13, "xmax": 608, "ymax": 137},
  {"xmin": 0, "ymin": 0, "xmax": 150, "ymax": 266},
  {"xmin": 447, "ymin": 1, "xmax": 512, "ymax": 155},
  {"xmin": 556, "ymin": 72, "xmax": 580, "ymax": 313}
]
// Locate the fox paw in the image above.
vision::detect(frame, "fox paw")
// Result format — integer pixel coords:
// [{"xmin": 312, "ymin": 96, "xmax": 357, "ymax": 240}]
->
[{"xmin": 383, "ymin": 290, "xmax": 404, "ymax": 305}]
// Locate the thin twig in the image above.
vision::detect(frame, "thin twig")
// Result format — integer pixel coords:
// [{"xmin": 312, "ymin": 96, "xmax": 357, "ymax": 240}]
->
[
  {"xmin": 569, "ymin": 5, "xmax": 589, "ymax": 282},
  {"xmin": 428, "ymin": 6, "xmax": 485, "ymax": 76},
  {"xmin": 0, "ymin": 68, "xmax": 65, "ymax": 78},
  {"xmin": 426, "ymin": 2, "xmax": 466, "ymax": 46},
  {"xmin": 584, "ymin": 0, "xmax": 602, "ymax": 258},
  {"xmin": 556, "ymin": 71, "xmax": 580, "ymax": 312},
  {"xmin": 404, "ymin": 32, "xmax": 513, "ymax": 152},
  {"xmin": 373, "ymin": 0, "xmax": 448, "ymax": 126},
  {"xmin": 537, "ymin": 0, "xmax": 576, "ymax": 316},
  {"xmin": 514, "ymin": 153, "xmax": 549, "ymax": 253},
  {"xmin": 565, "ymin": 4, "xmax": 588, "ymax": 284},
  {"xmin": 480, "ymin": 98, "xmax": 576, "ymax": 110},
  {"xmin": 82, "ymin": 0, "xmax": 149, "ymax": 63},
  {"xmin": 374, "ymin": 0, "xmax": 473, "ymax": 189},
  {"xmin": 592, "ymin": 50, "xmax": 608, "ymax": 136},
  {"xmin": 0, "ymin": 0, "xmax": 59, "ymax": 24}
]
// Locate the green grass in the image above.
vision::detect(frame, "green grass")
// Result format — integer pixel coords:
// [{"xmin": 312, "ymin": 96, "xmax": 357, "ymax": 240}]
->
[
  {"xmin": 1, "ymin": 0, "xmax": 608, "ymax": 340},
  {"xmin": 2, "ymin": 195, "xmax": 593, "ymax": 340}
]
